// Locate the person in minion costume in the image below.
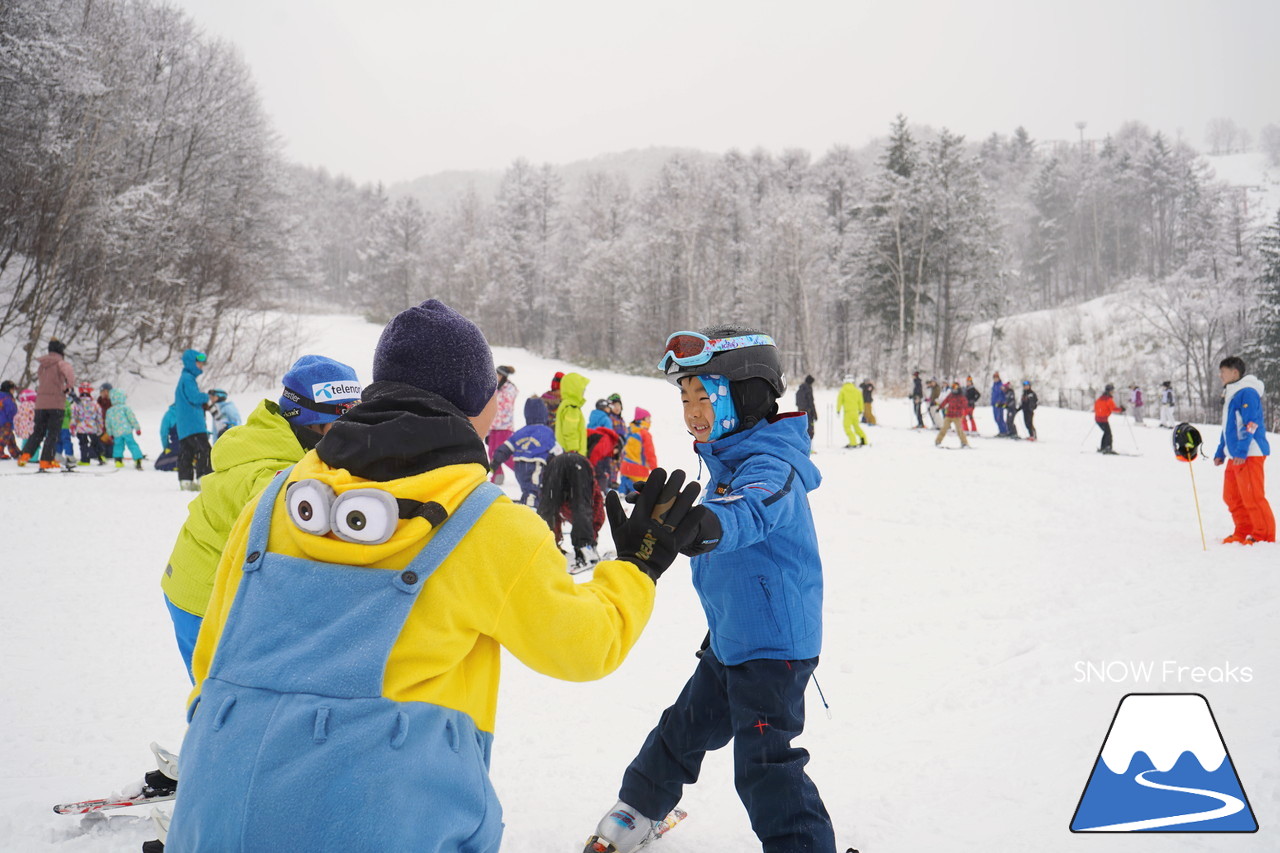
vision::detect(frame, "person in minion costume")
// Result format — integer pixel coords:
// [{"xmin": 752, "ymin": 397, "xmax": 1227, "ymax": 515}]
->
[{"xmin": 167, "ymin": 300, "xmax": 704, "ymax": 852}]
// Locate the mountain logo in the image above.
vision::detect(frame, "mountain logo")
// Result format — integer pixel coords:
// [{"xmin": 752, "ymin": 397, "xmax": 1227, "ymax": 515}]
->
[{"xmin": 1070, "ymin": 693, "xmax": 1257, "ymax": 833}]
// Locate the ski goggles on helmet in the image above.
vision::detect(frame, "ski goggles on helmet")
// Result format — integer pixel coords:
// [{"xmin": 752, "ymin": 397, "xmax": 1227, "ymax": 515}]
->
[{"xmin": 657, "ymin": 331, "xmax": 777, "ymax": 372}]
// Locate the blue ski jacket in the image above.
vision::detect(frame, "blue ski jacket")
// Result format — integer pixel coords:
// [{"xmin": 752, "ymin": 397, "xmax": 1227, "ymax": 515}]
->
[
  {"xmin": 1215, "ymin": 375, "xmax": 1271, "ymax": 460},
  {"xmin": 174, "ymin": 350, "xmax": 207, "ymax": 440},
  {"xmin": 692, "ymin": 413, "xmax": 824, "ymax": 665}
]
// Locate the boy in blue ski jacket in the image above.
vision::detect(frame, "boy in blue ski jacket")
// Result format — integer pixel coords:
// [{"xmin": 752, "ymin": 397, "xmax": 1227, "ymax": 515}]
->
[
  {"xmin": 589, "ymin": 326, "xmax": 836, "ymax": 853},
  {"xmin": 490, "ymin": 396, "xmax": 561, "ymax": 507}
]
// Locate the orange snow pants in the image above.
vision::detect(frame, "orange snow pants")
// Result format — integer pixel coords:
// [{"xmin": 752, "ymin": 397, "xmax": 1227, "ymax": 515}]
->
[{"xmin": 1224, "ymin": 457, "xmax": 1276, "ymax": 542}]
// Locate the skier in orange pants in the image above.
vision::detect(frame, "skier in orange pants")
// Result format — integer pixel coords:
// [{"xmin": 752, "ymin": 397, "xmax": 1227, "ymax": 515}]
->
[{"xmin": 1213, "ymin": 356, "xmax": 1274, "ymax": 544}]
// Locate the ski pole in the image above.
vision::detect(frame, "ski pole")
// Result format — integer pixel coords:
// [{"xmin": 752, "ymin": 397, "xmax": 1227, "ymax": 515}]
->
[
  {"xmin": 1123, "ymin": 413, "xmax": 1139, "ymax": 453},
  {"xmin": 1186, "ymin": 458, "xmax": 1207, "ymax": 551},
  {"xmin": 1079, "ymin": 423, "xmax": 1095, "ymax": 449}
]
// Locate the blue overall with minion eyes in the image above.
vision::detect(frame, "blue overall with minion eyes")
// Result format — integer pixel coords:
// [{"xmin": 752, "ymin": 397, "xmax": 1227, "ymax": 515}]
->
[{"xmin": 168, "ymin": 469, "xmax": 508, "ymax": 852}]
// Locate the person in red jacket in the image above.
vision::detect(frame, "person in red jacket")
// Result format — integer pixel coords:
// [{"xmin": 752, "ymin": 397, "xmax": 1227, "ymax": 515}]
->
[
  {"xmin": 1094, "ymin": 384, "xmax": 1126, "ymax": 455},
  {"xmin": 935, "ymin": 382, "xmax": 971, "ymax": 448}
]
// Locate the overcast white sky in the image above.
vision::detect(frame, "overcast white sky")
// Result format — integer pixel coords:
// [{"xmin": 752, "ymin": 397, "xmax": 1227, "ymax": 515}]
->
[{"xmin": 169, "ymin": 0, "xmax": 1279, "ymax": 185}]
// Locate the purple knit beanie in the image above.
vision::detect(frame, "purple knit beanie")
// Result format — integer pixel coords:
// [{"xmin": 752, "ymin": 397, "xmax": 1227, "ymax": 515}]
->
[{"xmin": 372, "ymin": 299, "xmax": 497, "ymax": 416}]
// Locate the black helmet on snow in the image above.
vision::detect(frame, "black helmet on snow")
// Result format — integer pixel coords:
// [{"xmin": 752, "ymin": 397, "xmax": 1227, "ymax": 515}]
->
[
  {"xmin": 658, "ymin": 326, "xmax": 786, "ymax": 398},
  {"xmin": 1173, "ymin": 423, "xmax": 1202, "ymax": 461}
]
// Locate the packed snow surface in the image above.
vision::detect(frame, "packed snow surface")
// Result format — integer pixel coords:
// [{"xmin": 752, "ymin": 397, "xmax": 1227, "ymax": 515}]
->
[{"xmin": 1, "ymin": 315, "xmax": 1276, "ymax": 852}]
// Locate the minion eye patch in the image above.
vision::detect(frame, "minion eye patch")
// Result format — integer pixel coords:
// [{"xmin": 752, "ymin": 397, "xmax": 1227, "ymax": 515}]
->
[{"xmin": 286, "ymin": 480, "xmax": 450, "ymax": 546}]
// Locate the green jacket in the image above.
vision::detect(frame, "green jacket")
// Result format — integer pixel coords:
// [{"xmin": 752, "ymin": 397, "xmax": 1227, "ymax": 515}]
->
[
  {"xmin": 836, "ymin": 383, "xmax": 864, "ymax": 419},
  {"xmin": 161, "ymin": 399, "xmax": 304, "ymax": 616},
  {"xmin": 555, "ymin": 372, "xmax": 589, "ymax": 455}
]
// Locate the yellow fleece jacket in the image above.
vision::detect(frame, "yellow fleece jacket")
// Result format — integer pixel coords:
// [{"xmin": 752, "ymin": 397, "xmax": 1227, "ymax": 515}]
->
[{"xmin": 189, "ymin": 451, "xmax": 656, "ymax": 733}]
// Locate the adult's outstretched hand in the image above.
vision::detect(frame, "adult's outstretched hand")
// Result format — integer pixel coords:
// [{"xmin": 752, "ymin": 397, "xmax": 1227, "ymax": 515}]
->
[{"xmin": 605, "ymin": 467, "xmax": 703, "ymax": 582}]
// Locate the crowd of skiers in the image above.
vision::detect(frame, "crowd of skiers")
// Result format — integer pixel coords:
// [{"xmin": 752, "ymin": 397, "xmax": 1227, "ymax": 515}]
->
[
  {"xmin": 482, "ymin": 367, "xmax": 662, "ymax": 569},
  {"xmin": 786, "ymin": 369, "xmax": 1204, "ymax": 456},
  {"xmin": 1, "ymin": 341, "xmax": 248, "ymax": 483},
  {"xmin": 791, "ymin": 370, "xmax": 1042, "ymax": 450},
  {"xmin": 1, "ymin": 340, "xmax": 148, "ymax": 470}
]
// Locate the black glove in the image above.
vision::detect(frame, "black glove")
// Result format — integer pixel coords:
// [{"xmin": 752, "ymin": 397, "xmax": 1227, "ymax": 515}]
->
[
  {"xmin": 622, "ymin": 476, "xmax": 656, "ymax": 504},
  {"xmin": 605, "ymin": 467, "xmax": 703, "ymax": 582},
  {"xmin": 679, "ymin": 507, "xmax": 722, "ymax": 556}
]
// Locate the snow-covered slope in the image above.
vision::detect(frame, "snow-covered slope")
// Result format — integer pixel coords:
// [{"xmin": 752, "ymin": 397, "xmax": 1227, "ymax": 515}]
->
[
  {"xmin": 1207, "ymin": 151, "xmax": 1280, "ymax": 223},
  {"xmin": 1, "ymin": 315, "xmax": 1276, "ymax": 852}
]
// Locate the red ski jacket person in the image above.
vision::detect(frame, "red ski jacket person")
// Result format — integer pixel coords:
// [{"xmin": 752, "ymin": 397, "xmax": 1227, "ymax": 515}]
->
[
  {"xmin": 1093, "ymin": 385, "xmax": 1126, "ymax": 454},
  {"xmin": 940, "ymin": 388, "xmax": 968, "ymax": 419},
  {"xmin": 1094, "ymin": 394, "xmax": 1123, "ymax": 422}
]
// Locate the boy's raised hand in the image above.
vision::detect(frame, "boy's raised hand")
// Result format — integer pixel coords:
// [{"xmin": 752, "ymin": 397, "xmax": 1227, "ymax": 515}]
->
[{"xmin": 605, "ymin": 468, "xmax": 703, "ymax": 582}]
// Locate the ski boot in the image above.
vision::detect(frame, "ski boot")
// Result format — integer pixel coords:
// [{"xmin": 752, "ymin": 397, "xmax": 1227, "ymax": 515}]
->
[
  {"xmin": 141, "ymin": 804, "xmax": 171, "ymax": 852},
  {"xmin": 568, "ymin": 544, "xmax": 600, "ymax": 575},
  {"xmin": 135, "ymin": 456, "xmax": 146, "ymax": 470},
  {"xmin": 123, "ymin": 742, "xmax": 179, "ymax": 799},
  {"xmin": 584, "ymin": 801, "xmax": 685, "ymax": 852}
]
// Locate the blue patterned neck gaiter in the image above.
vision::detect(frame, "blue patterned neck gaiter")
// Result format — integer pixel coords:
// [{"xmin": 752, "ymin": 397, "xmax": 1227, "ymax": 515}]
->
[{"xmin": 700, "ymin": 375, "xmax": 738, "ymax": 441}]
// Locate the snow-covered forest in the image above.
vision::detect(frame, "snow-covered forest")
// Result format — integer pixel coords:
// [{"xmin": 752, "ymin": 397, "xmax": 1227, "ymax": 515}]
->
[
  {"xmin": 310, "ymin": 126, "xmax": 1280, "ymax": 421},
  {"xmin": 0, "ymin": 0, "xmax": 299, "ymax": 385},
  {"xmin": 3, "ymin": 0, "xmax": 1279, "ymax": 421}
]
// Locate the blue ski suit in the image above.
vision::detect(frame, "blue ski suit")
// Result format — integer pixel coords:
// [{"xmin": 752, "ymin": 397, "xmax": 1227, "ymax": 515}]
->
[{"xmin": 617, "ymin": 413, "xmax": 835, "ymax": 853}]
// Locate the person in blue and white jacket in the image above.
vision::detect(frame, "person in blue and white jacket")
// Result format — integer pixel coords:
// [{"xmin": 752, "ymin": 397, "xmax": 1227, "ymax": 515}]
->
[
  {"xmin": 1213, "ymin": 356, "xmax": 1274, "ymax": 544},
  {"xmin": 588, "ymin": 327, "xmax": 836, "ymax": 853},
  {"xmin": 489, "ymin": 396, "xmax": 561, "ymax": 508}
]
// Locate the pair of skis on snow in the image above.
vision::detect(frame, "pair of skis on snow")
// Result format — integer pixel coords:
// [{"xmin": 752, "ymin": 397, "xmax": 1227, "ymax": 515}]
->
[{"xmin": 53, "ymin": 742, "xmax": 178, "ymax": 813}]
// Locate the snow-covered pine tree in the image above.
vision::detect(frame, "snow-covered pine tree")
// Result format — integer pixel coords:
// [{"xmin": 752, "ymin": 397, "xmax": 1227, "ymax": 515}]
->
[{"xmin": 1249, "ymin": 209, "xmax": 1280, "ymax": 426}]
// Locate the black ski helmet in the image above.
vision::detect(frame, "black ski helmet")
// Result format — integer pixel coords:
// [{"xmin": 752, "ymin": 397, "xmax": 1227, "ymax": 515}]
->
[
  {"xmin": 1173, "ymin": 423, "xmax": 1202, "ymax": 461},
  {"xmin": 659, "ymin": 326, "xmax": 786, "ymax": 398}
]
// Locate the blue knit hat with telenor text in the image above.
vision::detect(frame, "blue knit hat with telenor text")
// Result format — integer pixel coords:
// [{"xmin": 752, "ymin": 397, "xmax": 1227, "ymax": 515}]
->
[{"xmin": 279, "ymin": 355, "xmax": 362, "ymax": 426}]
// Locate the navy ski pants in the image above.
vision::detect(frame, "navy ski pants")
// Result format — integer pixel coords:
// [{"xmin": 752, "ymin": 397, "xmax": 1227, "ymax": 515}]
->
[{"xmin": 619, "ymin": 650, "xmax": 835, "ymax": 853}]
